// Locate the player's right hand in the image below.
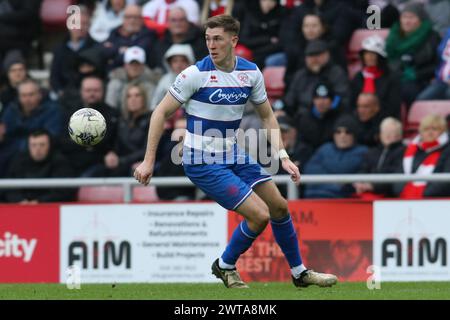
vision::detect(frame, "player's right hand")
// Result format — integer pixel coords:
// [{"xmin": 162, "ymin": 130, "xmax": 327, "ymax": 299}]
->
[{"xmin": 133, "ymin": 160, "xmax": 154, "ymax": 186}]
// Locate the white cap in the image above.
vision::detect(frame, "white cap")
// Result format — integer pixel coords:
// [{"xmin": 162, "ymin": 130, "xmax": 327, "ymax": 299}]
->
[
  {"xmin": 124, "ymin": 46, "xmax": 146, "ymax": 64},
  {"xmin": 361, "ymin": 35, "xmax": 387, "ymax": 58}
]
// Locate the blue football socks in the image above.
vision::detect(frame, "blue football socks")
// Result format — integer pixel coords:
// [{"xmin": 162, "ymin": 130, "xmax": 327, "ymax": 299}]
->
[
  {"xmin": 220, "ymin": 220, "xmax": 259, "ymax": 269},
  {"xmin": 271, "ymin": 214, "xmax": 306, "ymax": 278}
]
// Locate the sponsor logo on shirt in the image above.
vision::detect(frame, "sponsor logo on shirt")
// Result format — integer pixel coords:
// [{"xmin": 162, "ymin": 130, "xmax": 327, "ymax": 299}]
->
[{"xmin": 209, "ymin": 89, "xmax": 249, "ymax": 104}]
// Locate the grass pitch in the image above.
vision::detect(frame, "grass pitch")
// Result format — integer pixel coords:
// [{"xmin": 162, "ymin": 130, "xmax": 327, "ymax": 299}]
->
[{"xmin": 0, "ymin": 282, "xmax": 449, "ymax": 300}]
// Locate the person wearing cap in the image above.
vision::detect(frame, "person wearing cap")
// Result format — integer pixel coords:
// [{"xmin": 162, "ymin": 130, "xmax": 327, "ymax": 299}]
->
[
  {"xmin": 151, "ymin": 43, "xmax": 195, "ymax": 110},
  {"xmin": 106, "ymin": 46, "xmax": 162, "ymax": 111},
  {"xmin": 385, "ymin": 1, "xmax": 441, "ymax": 107},
  {"xmin": 284, "ymin": 12, "xmax": 347, "ymax": 85},
  {"xmin": 297, "ymin": 81, "xmax": 344, "ymax": 153},
  {"xmin": 350, "ymin": 35, "xmax": 401, "ymax": 119},
  {"xmin": 304, "ymin": 115, "xmax": 368, "ymax": 198},
  {"xmin": 283, "ymin": 39, "xmax": 349, "ymax": 119}
]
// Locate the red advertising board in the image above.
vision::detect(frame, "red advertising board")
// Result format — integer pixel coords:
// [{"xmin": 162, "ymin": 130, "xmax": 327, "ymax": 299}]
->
[
  {"xmin": 0, "ymin": 205, "xmax": 59, "ymax": 283},
  {"xmin": 228, "ymin": 200, "xmax": 373, "ymax": 282}
]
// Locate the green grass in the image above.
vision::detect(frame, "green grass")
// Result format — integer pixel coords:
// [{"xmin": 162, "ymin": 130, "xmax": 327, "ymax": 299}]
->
[{"xmin": 0, "ymin": 282, "xmax": 449, "ymax": 300}]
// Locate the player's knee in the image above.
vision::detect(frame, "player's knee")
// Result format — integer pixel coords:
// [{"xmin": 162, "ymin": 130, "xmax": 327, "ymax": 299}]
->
[
  {"xmin": 249, "ymin": 204, "xmax": 270, "ymax": 232},
  {"xmin": 271, "ymin": 198, "xmax": 289, "ymax": 220}
]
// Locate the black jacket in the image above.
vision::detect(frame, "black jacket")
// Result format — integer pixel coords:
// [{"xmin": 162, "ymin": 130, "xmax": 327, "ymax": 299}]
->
[
  {"xmin": 115, "ymin": 112, "xmax": 150, "ymax": 168},
  {"xmin": 350, "ymin": 69, "xmax": 402, "ymax": 119},
  {"xmin": 359, "ymin": 141, "xmax": 405, "ymax": 196},
  {"xmin": 50, "ymin": 35, "xmax": 101, "ymax": 94},
  {"xmin": 239, "ymin": 3, "xmax": 287, "ymax": 68},
  {"xmin": 4, "ymin": 151, "xmax": 76, "ymax": 202},
  {"xmin": 284, "ymin": 33, "xmax": 348, "ymax": 85},
  {"xmin": 354, "ymin": 112, "xmax": 384, "ymax": 148},
  {"xmin": 0, "ymin": 0, "xmax": 42, "ymax": 52},
  {"xmin": 283, "ymin": 62, "xmax": 349, "ymax": 118},
  {"xmin": 297, "ymin": 106, "xmax": 343, "ymax": 151},
  {"xmin": 103, "ymin": 25, "xmax": 159, "ymax": 71}
]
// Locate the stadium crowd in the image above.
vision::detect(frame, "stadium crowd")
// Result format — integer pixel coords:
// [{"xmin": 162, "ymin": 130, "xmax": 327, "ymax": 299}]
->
[{"xmin": 0, "ymin": 0, "xmax": 449, "ymax": 203}]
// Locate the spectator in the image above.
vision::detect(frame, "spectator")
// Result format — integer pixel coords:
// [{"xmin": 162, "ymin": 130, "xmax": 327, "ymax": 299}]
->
[
  {"xmin": 282, "ymin": 40, "xmax": 349, "ymax": 118},
  {"xmin": 142, "ymin": 0, "xmax": 200, "ymax": 37},
  {"xmin": 200, "ymin": 0, "xmax": 243, "ymax": 25},
  {"xmin": 354, "ymin": 93, "xmax": 384, "ymax": 147},
  {"xmin": 4, "ymin": 129, "xmax": 76, "ymax": 203},
  {"xmin": 0, "ymin": 79, "xmax": 62, "ymax": 177},
  {"xmin": 0, "ymin": 50, "xmax": 28, "ymax": 117},
  {"xmin": 350, "ymin": 35, "xmax": 401, "ymax": 119},
  {"xmin": 277, "ymin": 115, "xmax": 313, "ymax": 171},
  {"xmin": 106, "ymin": 46, "xmax": 161, "ymax": 111},
  {"xmin": 89, "ymin": 0, "xmax": 135, "ymax": 42},
  {"xmin": 417, "ymin": 27, "xmax": 450, "ymax": 100},
  {"xmin": 282, "ymin": 0, "xmax": 357, "ymax": 62},
  {"xmin": 103, "ymin": 4, "xmax": 159, "ymax": 71},
  {"xmin": 369, "ymin": 0, "xmax": 399, "ymax": 28},
  {"xmin": 59, "ymin": 76, "xmax": 119, "ymax": 177},
  {"xmin": 0, "ymin": 0, "xmax": 41, "ymax": 62},
  {"xmin": 284, "ymin": 13, "xmax": 347, "ymax": 83},
  {"xmin": 155, "ymin": 6, "xmax": 208, "ymax": 64},
  {"xmin": 90, "ymin": 84, "xmax": 150, "ymax": 177},
  {"xmin": 50, "ymin": 7, "xmax": 101, "ymax": 98},
  {"xmin": 304, "ymin": 115, "xmax": 368, "ymax": 198},
  {"xmin": 386, "ymin": 2, "xmax": 441, "ymax": 107},
  {"xmin": 151, "ymin": 43, "xmax": 195, "ymax": 109},
  {"xmin": 393, "ymin": 114, "xmax": 450, "ymax": 198},
  {"xmin": 153, "ymin": 116, "xmax": 195, "ymax": 200},
  {"xmin": 238, "ymin": 0, "xmax": 287, "ymax": 69},
  {"xmin": 297, "ymin": 81, "xmax": 344, "ymax": 152},
  {"xmin": 424, "ymin": 0, "xmax": 450, "ymax": 37},
  {"xmin": 353, "ymin": 117, "xmax": 405, "ymax": 198}
]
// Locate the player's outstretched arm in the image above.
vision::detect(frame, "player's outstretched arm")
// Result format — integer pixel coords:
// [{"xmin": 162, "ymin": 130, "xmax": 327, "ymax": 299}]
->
[
  {"xmin": 134, "ymin": 92, "xmax": 181, "ymax": 185},
  {"xmin": 254, "ymin": 100, "xmax": 301, "ymax": 185}
]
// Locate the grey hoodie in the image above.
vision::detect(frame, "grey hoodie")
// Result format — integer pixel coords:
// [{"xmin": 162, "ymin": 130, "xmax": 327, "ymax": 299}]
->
[{"xmin": 150, "ymin": 44, "xmax": 195, "ymax": 110}]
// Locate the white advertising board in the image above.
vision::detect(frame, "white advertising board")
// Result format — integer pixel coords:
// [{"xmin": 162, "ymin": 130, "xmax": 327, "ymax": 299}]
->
[
  {"xmin": 374, "ymin": 200, "xmax": 450, "ymax": 281},
  {"xmin": 60, "ymin": 203, "xmax": 228, "ymax": 283}
]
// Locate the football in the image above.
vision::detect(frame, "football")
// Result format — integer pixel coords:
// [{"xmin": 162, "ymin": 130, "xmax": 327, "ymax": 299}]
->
[{"xmin": 68, "ymin": 107, "xmax": 107, "ymax": 146}]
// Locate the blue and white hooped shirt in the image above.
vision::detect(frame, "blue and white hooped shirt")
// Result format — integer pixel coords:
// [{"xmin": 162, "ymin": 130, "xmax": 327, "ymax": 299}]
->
[{"xmin": 169, "ymin": 55, "xmax": 268, "ymax": 164}]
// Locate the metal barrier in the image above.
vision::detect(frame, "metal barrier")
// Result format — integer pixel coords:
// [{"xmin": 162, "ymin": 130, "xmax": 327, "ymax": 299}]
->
[{"xmin": 1, "ymin": 173, "xmax": 450, "ymax": 202}]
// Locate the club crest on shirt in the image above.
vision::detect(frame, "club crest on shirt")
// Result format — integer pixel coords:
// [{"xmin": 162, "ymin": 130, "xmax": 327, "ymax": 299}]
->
[{"xmin": 237, "ymin": 72, "xmax": 249, "ymax": 85}]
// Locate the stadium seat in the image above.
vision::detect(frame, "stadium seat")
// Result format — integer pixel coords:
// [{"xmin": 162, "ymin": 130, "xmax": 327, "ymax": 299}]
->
[
  {"xmin": 41, "ymin": 0, "xmax": 75, "ymax": 30},
  {"xmin": 263, "ymin": 66, "xmax": 286, "ymax": 102},
  {"xmin": 405, "ymin": 100, "xmax": 450, "ymax": 137},
  {"xmin": 347, "ymin": 28, "xmax": 389, "ymax": 79},
  {"xmin": 132, "ymin": 186, "xmax": 159, "ymax": 203},
  {"xmin": 77, "ymin": 186, "xmax": 124, "ymax": 203}
]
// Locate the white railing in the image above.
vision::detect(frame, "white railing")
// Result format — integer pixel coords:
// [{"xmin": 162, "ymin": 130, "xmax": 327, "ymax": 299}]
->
[{"xmin": 1, "ymin": 174, "xmax": 450, "ymax": 202}]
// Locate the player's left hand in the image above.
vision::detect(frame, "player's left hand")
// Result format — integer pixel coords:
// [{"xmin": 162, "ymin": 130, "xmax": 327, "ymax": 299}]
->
[{"xmin": 281, "ymin": 159, "xmax": 301, "ymax": 185}]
